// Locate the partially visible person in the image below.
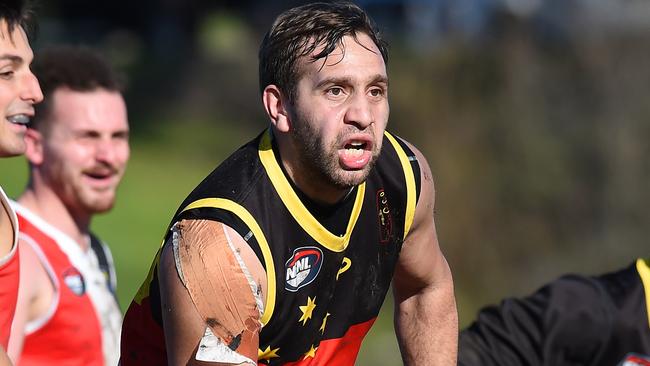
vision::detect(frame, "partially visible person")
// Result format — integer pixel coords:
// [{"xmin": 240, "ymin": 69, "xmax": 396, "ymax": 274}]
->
[
  {"xmin": 459, "ymin": 257, "xmax": 650, "ymax": 366},
  {"xmin": 121, "ymin": 2, "xmax": 457, "ymax": 366},
  {"xmin": 0, "ymin": 0, "xmax": 42, "ymax": 360},
  {"xmin": 7, "ymin": 45, "xmax": 129, "ymax": 366}
]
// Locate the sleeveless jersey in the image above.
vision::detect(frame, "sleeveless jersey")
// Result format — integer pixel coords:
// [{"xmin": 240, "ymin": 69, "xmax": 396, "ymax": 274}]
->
[
  {"xmin": 121, "ymin": 129, "xmax": 421, "ymax": 365},
  {"xmin": 0, "ymin": 187, "xmax": 19, "ymax": 349},
  {"xmin": 13, "ymin": 203, "xmax": 122, "ymax": 366}
]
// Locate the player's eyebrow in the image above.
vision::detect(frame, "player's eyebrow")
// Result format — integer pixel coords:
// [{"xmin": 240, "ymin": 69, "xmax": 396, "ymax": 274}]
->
[
  {"xmin": 316, "ymin": 76, "xmax": 353, "ymax": 89},
  {"xmin": 315, "ymin": 74, "xmax": 388, "ymax": 89},
  {"xmin": 0, "ymin": 54, "xmax": 24, "ymax": 64}
]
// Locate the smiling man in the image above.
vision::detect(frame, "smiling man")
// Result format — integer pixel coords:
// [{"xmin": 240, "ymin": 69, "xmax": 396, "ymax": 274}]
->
[
  {"xmin": 121, "ymin": 2, "xmax": 457, "ymax": 366},
  {"xmin": 8, "ymin": 46, "xmax": 128, "ymax": 366},
  {"xmin": 0, "ymin": 0, "xmax": 42, "ymax": 362}
]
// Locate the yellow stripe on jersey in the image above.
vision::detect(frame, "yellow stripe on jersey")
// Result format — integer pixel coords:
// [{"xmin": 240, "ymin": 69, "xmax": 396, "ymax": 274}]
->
[
  {"xmin": 637, "ymin": 258, "xmax": 650, "ymax": 329},
  {"xmin": 384, "ymin": 132, "xmax": 417, "ymax": 240},
  {"xmin": 181, "ymin": 198, "xmax": 277, "ymax": 326},
  {"xmin": 258, "ymin": 130, "xmax": 365, "ymax": 253}
]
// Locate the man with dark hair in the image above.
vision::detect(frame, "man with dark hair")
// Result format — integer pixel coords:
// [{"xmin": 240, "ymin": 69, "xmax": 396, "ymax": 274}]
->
[
  {"xmin": 0, "ymin": 0, "xmax": 42, "ymax": 361},
  {"xmin": 121, "ymin": 2, "xmax": 457, "ymax": 365},
  {"xmin": 458, "ymin": 258, "xmax": 650, "ymax": 366},
  {"xmin": 8, "ymin": 45, "xmax": 129, "ymax": 366}
]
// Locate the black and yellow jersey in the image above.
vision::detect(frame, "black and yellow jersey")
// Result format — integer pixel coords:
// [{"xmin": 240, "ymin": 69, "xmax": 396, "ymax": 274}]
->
[
  {"xmin": 459, "ymin": 258, "xmax": 650, "ymax": 366},
  {"xmin": 121, "ymin": 128, "xmax": 422, "ymax": 365}
]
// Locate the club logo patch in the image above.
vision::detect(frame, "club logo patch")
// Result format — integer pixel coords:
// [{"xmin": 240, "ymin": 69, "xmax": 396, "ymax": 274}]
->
[
  {"xmin": 619, "ymin": 353, "xmax": 650, "ymax": 366},
  {"xmin": 376, "ymin": 189, "xmax": 392, "ymax": 243},
  {"xmin": 285, "ymin": 246, "xmax": 323, "ymax": 292},
  {"xmin": 62, "ymin": 267, "xmax": 86, "ymax": 296}
]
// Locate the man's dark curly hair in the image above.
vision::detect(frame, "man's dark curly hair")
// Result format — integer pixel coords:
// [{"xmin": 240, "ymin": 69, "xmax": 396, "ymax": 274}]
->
[{"xmin": 259, "ymin": 2, "xmax": 388, "ymax": 103}]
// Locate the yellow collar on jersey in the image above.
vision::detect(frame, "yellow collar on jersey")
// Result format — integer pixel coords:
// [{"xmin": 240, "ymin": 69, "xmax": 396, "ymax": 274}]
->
[{"xmin": 258, "ymin": 130, "xmax": 365, "ymax": 252}]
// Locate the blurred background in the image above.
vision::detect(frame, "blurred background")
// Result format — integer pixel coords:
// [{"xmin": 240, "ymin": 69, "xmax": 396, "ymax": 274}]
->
[{"xmin": 2, "ymin": 0, "xmax": 650, "ymax": 363}]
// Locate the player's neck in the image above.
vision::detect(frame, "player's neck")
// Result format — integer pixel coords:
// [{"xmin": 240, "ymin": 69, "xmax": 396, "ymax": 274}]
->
[
  {"xmin": 18, "ymin": 185, "xmax": 92, "ymax": 251},
  {"xmin": 284, "ymin": 163, "xmax": 350, "ymax": 205},
  {"xmin": 273, "ymin": 133, "xmax": 351, "ymax": 205}
]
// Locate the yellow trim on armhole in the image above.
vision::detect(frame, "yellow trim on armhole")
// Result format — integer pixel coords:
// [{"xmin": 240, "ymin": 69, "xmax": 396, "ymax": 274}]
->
[
  {"xmin": 384, "ymin": 132, "xmax": 417, "ymax": 240},
  {"xmin": 258, "ymin": 130, "xmax": 365, "ymax": 252},
  {"xmin": 181, "ymin": 198, "xmax": 276, "ymax": 325},
  {"xmin": 636, "ymin": 258, "xmax": 650, "ymax": 329}
]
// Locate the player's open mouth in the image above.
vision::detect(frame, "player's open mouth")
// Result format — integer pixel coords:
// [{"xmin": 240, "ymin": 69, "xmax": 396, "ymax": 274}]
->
[
  {"xmin": 339, "ymin": 138, "xmax": 373, "ymax": 169},
  {"xmin": 343, "ymin": 141, "xmax": 368, "ymax": 157},
  {"xmin": 6, "ymin": 114, "xmax": 32, "ymax": 125},
  {"xmin": 83, "ymin": 169, "xmax": 118, "ymax": 188},
  {"xmin": 85, "ymin": 172, "xmax": 112, "ymax": 179}
]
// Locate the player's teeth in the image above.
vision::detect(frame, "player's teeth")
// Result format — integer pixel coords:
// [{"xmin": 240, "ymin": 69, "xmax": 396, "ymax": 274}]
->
[
  {"xmin": 7, "ymin": 115, "xmax": 30, "ymax": 125},
  {"xmin": 346, "ymin": 148, "xmax": 363, "ymax": 157}
]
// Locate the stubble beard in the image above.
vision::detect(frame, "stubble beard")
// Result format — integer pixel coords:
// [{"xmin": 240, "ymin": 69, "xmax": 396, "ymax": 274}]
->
[
  {"xmin": 79, "ymin": 190, "xmax": 116, "ymax": 214},
  {"xmin": 292, "ymin": 118, "xmax": 380, "ymax": 191},
  {"xmin": 49, "ymin": 170, "xmax": 118, "ymax": 216}
]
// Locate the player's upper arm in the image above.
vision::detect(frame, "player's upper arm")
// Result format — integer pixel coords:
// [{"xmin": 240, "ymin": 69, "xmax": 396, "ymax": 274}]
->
[
  {"xmin": 8, "ymin": 239, "xmax": 54, "ymax": 363},
  {"xmin": 393, "ymin": 143, "xmax": 450, "ymax": 296},
  {"xmin": 158, "ymin": 219, "xmax": 266, "ymax": 365}
]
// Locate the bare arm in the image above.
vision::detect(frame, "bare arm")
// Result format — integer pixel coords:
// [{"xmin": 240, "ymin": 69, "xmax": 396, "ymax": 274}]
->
[
  {"xmin": 392, "ymin": 144, "xmax": 458, "ymax": 366},
  {"xmin": 8, "ymin": 240, "xmax": 54, "ymax": 364},
  {"xmin": 158, "ymin": 219, "xmax": 266, "ymax": 366}
]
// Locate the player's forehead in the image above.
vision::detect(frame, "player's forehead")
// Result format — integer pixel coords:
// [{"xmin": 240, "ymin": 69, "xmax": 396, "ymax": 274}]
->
[
  {"xmin": 298, "ymin": 32, "xmax": 386, "ymax": 83},
  {"xmin": 49, "ymin": 88, "xmax": 129, "ymax": 131}
]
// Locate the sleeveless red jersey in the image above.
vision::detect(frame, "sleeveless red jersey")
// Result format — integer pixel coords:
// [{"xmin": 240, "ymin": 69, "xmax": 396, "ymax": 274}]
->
[
  {"xmin": 0, "ymin": 187, "xmax": 19, "ymax": 349},
  {"xmin": 14, "ymin": 203, "xmax": 122, "ymax": 366}
]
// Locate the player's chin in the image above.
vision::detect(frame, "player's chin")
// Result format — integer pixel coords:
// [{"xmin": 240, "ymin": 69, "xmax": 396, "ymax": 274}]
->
[
  {"xmin": 83, "ymin": 194, "xmax": 117, "ymax": 214},
  {"xmin": 334, "ymin": 167, "xmax": 373, "ymax": 187},
  {"xmin": 0, "ymin": 140, "xmax": 26, "ymax": 157}
]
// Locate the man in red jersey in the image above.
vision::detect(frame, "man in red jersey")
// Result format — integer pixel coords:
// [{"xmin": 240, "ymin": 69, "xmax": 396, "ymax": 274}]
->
[
  {"xmin": 7, "ymin": 46, "xmax": 129, "ymax": 366},
  {"xmin": 121, "ymin": 2, "xmax": 458, "ymax": 366},
  {"xmin": 0, "ymin": 1, "xmax": 42, "ymax": 364}
]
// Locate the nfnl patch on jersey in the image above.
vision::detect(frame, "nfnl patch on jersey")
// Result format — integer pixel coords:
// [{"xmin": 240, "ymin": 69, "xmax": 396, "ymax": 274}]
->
[
  {"xmin": 62, "ymin": 267, "xmax": 86, "ymax": 296},
  {"xmin": 285, "ymin": 246, "xmax": 323, "ymax": 292},
  {"xmin": 619, "ymin": 353, "xmax": 650, "ymax": 366}
]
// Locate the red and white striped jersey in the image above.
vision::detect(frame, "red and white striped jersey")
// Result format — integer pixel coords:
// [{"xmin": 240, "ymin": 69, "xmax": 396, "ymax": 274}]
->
[
  {"xmin": 0, "ymin": 187, "xmax": 19, "ymax": 350},
  {"xmin": 13, "ymin": 203, "xmax": 122, "ymax": 366}
]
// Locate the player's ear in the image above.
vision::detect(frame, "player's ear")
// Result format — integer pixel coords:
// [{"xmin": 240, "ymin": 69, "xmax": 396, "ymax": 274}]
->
[
  {"xmin": 262, "ymin": 85, "xmax": 291, "ymax": 133},
  {"xmin": 24, "ymin": 128, "xmax": 44, "ymax": 165}
]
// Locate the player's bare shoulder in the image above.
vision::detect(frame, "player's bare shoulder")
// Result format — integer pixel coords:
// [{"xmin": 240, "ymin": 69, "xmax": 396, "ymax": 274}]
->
[{"xmin": 159, "ymin": 219, "xmax": 266, "ymax": 364}]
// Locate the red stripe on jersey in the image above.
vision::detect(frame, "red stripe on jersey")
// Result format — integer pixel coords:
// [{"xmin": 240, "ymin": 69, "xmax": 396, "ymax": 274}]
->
[
  {"xmin": 276, "ymin": 318, "xmax": 376, "ymax": 366},
  {"xmin": 17, "ymin": 214, "xmax": 104, "ymax": 366},
  {"xmin": 627, "ymin": 355, "xmax": 650, "ymax": 366},
  {"xmin": 120, "ymin": 297, "xmax": 167, "ymax": 366},
  {"xmin": 0, "ymin": 246, "xmax": 19, "ymax": 349}
]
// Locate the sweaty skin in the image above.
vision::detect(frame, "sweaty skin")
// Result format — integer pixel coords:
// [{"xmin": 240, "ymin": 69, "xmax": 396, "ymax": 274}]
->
[{"xmin": 173, "ymin": 219, "xmax": 261, "ymax": 363}]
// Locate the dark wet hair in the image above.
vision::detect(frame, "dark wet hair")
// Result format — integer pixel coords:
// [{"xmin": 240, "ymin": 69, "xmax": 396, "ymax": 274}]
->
[{"xmin": 259, "ymin": 1, "xmax": 388, "ymax": 102}]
